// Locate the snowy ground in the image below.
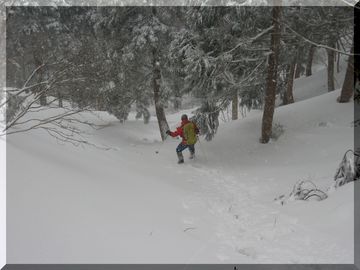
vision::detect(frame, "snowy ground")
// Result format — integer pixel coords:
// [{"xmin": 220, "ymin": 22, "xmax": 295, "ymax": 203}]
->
[{"xmin": 6, "ymin": 67, "xmax": 354, "ymax": 263}]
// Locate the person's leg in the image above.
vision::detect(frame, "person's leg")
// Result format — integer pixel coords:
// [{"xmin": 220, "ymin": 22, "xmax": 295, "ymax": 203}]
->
[
  {"xmin": 176, "ymin": 143, "xmax": 188, "ymax": 163},
  {"xmin": 188, "ymin": 144, "xmax": 195, "ymax": 159}
]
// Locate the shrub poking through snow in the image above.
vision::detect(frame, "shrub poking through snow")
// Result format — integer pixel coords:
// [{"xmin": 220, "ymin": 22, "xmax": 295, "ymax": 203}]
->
[
  {"xmin": 270, "ymin": 123, "xmax": 285, "ymax": 141},
  {"xmin": 191, "ymin": 102, "xmax": 220, "ymax": 141},
  {"xmin": 276, "ymin": 150, "xmax": 359, "ymax": 205},
  {"xmin": 334, "ymin": 149, "xmax": 360, "ymax": 188},
  {"xmin": 318, "ymin": 121, "xmax": 331, "ymax": 127},
  {"xmin": 275, "ymin": 180, "xmax": 328, "ymax": 205}
]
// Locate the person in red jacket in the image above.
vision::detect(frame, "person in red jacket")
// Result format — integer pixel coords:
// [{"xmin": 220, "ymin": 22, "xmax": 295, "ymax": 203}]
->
[{"xmin": 166, "ymin": 114, "xmax": 199, "ymax": 164}]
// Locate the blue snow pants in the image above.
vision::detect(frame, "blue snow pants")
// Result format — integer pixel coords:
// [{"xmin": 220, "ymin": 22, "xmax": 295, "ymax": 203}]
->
[{"xmin": 176, "ymin": 143, "xmax": 195, "ymax": 154}]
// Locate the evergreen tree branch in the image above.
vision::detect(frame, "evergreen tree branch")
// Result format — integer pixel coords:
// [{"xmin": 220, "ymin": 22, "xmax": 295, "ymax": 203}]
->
[{"xmin": 281, "ymin": 21, "xmax": 355, "ymax": 56}]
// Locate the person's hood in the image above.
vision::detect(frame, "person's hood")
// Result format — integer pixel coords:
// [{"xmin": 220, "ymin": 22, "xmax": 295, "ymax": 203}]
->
[{"xmin": 181, "ymin": 119, "xmax": 190, "ymax": 126}]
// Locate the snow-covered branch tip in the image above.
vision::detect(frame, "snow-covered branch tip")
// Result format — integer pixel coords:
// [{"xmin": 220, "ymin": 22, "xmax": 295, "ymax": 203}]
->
[
  {"xmin": 2, "ymin": 108, "xmax": 113, "ymax": 151},
  {"xmin": 1, "ymin": 62, "xmax": 113, "ymax": 150},
  {"xmin": 281, "ymin": 21, "xmax": 355, "ymax": 56},
  {"xmin": 225, "ymin": 26, "xmax": 274, "ymax": 55}
]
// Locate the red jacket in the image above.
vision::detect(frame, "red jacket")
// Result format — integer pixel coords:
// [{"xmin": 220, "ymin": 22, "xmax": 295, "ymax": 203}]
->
[{"xmin": 169, "ymin": 119, "xmax": 199, "ymax": 144}]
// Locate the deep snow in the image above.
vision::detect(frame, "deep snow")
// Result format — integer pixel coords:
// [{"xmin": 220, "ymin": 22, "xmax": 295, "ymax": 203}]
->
[{"xmin": 5, "ymin": 66, "xmax": 354, "ymax": 263}]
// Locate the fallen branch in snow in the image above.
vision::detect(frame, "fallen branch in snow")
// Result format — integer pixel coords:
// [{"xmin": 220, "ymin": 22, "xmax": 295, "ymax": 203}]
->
[
  {"xmin": 1, "ymin": 62, "xmax": 112, "ymax": 150},
  {"xmin": 276, "ymin": 149, "xmax": 360, "ymax": 205},
  {"xmin": 275, "ymin": 180, "xmax": 328, "ymax": 205},
  {"xmin": 2, "ymin": 109, "xmax": 112, "ymax": 150},
  {"xmin": 183, "ymin": 227, "xmax": 197, "ymax": 233},
  {"xmin": 273, "ymin": 216, "xmax": 277, "ymax": 229}
]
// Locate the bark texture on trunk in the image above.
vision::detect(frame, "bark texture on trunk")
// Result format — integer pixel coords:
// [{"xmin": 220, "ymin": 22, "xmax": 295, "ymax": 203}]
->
[
  {"xmin": 261, "ymin": 3, "xmax": 281, "ymax": 144},
  {"xmin": 152, "ymin": 48, "xmax": 169, "ymax": 141},
  {"xmin": 305, "ymin": 45, "xmax": 316, "ymax": 77},
  {"xmin": 232, "ymin": 90, "xmax": 238, "ymax": 120},
  {"xmin": 173, "ymin": 97, "xmax": 181, "ymax": 110},
  {"xmin": 96, "ymin": 96, "xmax": 101, "ymax": 110},
  {"xmin": 327, "ymin": 42, "xmax": 336, "ymax": 92},
  {"xmin": 34, "ymin": 54, "xmax": 47, "ymax": 106},
  {"xmin": 58, "ymin": 92, "xmax": 63, "ymax": 108},
  {"xmin": 173, "ymin": 84, "xmax": 182, "ymax": 110},
  {"xmin": 336, "ymin": 42, "xmax": 341, "ymax": 73},
  {"xmin": 294, "ymin": 46, "xmax": 303, "ymax": 79},
  {"xmin": 283, "ymin": 57, "xmax": 296, "ymax": 105},
  {"xmin": 0, "ymin": 16, "xmax": 5, "ymax": 91},
  {"xmin": 295, "ymin": 63, "xmax": 301, "ymax": 79},
  {"xmin": 338, "ymin": 46, "xmax": 354, "ymax": 103}
]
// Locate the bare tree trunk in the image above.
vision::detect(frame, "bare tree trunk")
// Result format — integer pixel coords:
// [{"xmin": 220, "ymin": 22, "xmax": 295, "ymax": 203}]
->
[
  {"xmin": 294, "ymin": 46, "xmax": 303, "ymax": 79},
  {"xmin": 96, "ymin": 96, "xmax": 101, "ymax": 110},
  {"xmin": 232, "ymin": 90, "xmax": 238, "ymax": 120},
  {"xmin": 261, "ymin": 3, "xmax": 281, "ymax": 144},
  {"xmin": 305, "ymin": 45, "xmax": 316, "ymax": 77},
  {"xmin": 152, "ymin": 48, "xmax": 169, "ymax": 141},
  {"xmin": 327, "ymin": 41, "xmax": 336, "ymax": 92},
  {"xmin": 22, "ymin": 55, "xmax": 27, "ymax": 90},
  {"xmin": 0, "ymin": 10, "xmax": 5, "ymax": 93},
  {"xmin": 283, "ymin": 58, "xmax": 296, "ymax": 105},
  {"xmin": 58, "ymin": 92, "xmax": 63, "ymax": 108},
  {"xmin": 294, "ymin": 63, "xmax": 301, "ymax": 79},
  {"xmin": 143, "ymin": 108, "xmax": 150, "ymax": 124},
  {"xmin": 338, "ymin": 45, "xmax": 354, "ymax": 103},
  {"xmin": 34, "ymin": 54, "xmax": 47, "ymax": 106},
  {"xmin": 151, "ymin": 6, "xmax": 169, "ymax": 141},
  {"xmin": 173, "ymin": 84, "xmax": 182, "ymax": 110},
  {"xmin": 39, "ymin": 90, "xmax": 47, "ymax": 106},
  {"xmin": 336, "ymin": 42, "xmax": 341, "ymax": 73},
  {"xmin": 173, "ymin": 97, "xmax": 181, "ymax": 110}
]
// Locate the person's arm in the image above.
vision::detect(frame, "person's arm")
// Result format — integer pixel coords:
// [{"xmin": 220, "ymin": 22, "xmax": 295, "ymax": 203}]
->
[{"xmin": 166, "ymin": 127, "xmax": 181, "ymax": 137}]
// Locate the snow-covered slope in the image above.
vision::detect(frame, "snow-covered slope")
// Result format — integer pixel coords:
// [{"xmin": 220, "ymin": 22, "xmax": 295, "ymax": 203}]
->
[
  {"xmin": 293, "ymin": 62, "xmax": 347, "ymax": 102},
  {"xmin": 6, "ymin": 77, "xmax": 353, "ymax": 263}
]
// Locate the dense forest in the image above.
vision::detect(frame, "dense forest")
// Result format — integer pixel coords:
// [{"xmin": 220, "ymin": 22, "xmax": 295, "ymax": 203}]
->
[{"xmin": 3, "ymin": 5, "xmax": 354, "ymax": 142}]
